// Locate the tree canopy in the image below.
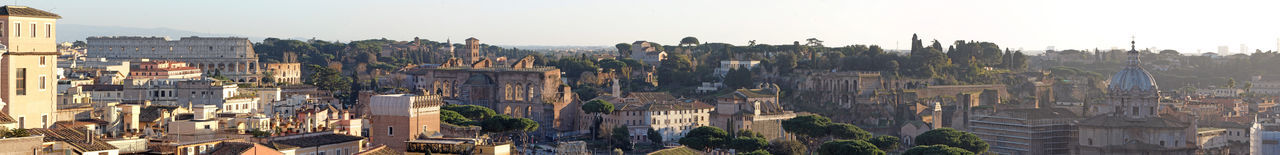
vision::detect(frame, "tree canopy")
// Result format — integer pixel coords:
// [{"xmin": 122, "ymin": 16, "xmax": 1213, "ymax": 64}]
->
[
  {"xmin": 827, "ymin": 123, "xmax": 871, "ymax": 141},
  {"xmin": 767, "ymin": 139, "xmax": 807, "ymax": 155},
  {"xmin": 817, "ymin": 140, "xmax": 884, "ymax": 155},
  {"xmin": 679, "ymin": 126, "xmax": 730, "ymax": 151},
  {"xmin": 443, "ymin": 104, "xmax": 497, "ymax": 120},
  {"xmin": 781, "ymin": 115, "xmax": 832, "ymax": 139},
  {"xmin": 902, "ymin": 144, "xmax": 975, "ymax": 155},
  {"xmin": 305, "ymin": 65, "xmax": 350, "ymax": 92},
  {"xmin": 729, "ymin": 136, "xmax": 769, "ymax": 152},
  {"xmin": 658, "ymin": 54, "xmax": 697, "ymax": 87},
  {"xmin": 612, "ymin": 126, "xmax": 633, "ymax": 151},
  {"xmin": 681, "ymin": 36, "xmax": 701, "ymax": 47},
  {"xmin": 648, "ymin": 128, "xmax": 663, "ymax": 145},
  {"xmin": 867, "ymin": 135, "xmax": 900, "ymax": 151},
  {"xmin": 440, "ymin": 109, "xmax": 472, "ymax": 125},
  {"xmin": 915, "ymin": 128, "xmax": 988, "ymax": 154},
  {"xmin": 582, "ymin": 100, "xmax": 616, "ymax": 115}
]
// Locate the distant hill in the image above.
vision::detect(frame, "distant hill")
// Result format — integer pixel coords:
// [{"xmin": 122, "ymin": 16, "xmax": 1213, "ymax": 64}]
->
[
  {"xmin": 56, "ymin": 24, "xmax": 263, "ymax": 42},
  {"xmin": 501, "ymin": 45, "xmax": 612, "ymax": 51}
]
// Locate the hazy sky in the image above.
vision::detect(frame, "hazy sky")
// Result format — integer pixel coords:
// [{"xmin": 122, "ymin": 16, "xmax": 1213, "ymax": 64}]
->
[{"xmin": 15, "ymin": 0, "xmax": 1280, "ymax": 53}]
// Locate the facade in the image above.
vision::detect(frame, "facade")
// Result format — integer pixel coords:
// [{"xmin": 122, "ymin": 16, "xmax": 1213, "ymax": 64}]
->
[
  {"xmin": 1249, "ymin": 75, "xmax": 1280, "ymax": 95},
  {"xmin": 1075, "ymin": 42, "xmax": 1198, "ymax": 155},
  {"xmin": 0, "ymin": 5, "xmax": 61, "ymax": 129},
  {"xmin": 124, "ymin": 78, "xmax": 259, "ymax": 112},
  {"xmin": 369, "ymin": 94, "xmax": 444, "ymax": 151},
  {"xmin": 264, "ymin": 62, "xmax": 301, "ymax": 84},
  {"xmin": 1195, "ymin": 88, "xmax": 1243, "ymax": 97},
  {"xmin": 969, "ymin": 108, "xmax": 1078, "ymax": 155},
  {"xmin": 793, "ymin": 70, "xmax": 882, "ymax": 109},
  {"xmin": 459, "ymin": 37, "xmax": 481, "ymax": 63},
  {"xmin": 713, "ymin": 60, "xmax": 759, "ymax": 77},
  {"xmin": 711, "ymin": 85, "xmax": 797, "ymax": 141},
  {"xmin": 406, "ymin": 53, "xmax": 578, "ymax": 138},
  {"xmin": 58, "ymin": 57, "xmax": 130, "ymax": 80},
  {"xmin": 1252, "ymin": 118, "xmax": 1280, "ymax": 155},
  {"xmin": 128, "ymin": 61, "xmax": 201, "ymax": 80},
  {"xmin": 86, "ymin": 36, "xmax": 262, "ymax": 83},
  {"xmin": 585, "ymin": 92, "xmax": 714, "ymax": 144},
  {"xmin": 267, "ymin": 132, "xmax": 367, "ymax": 155}
]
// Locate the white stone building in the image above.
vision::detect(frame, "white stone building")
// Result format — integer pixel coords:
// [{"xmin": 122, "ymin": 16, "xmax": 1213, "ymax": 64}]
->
[{"xmin": 86, "ymin": 36, "xmax": 262, "ymax": 83}]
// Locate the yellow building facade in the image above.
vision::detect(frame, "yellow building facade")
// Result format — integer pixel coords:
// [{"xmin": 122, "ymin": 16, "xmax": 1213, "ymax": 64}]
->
[{"xmin": 0, "ymin": 5, "xmax": 60, "ymax": 129}]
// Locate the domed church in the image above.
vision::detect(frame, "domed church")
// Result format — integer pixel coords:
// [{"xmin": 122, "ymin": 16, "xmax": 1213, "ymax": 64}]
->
[{"xmin": 1075, "ymin": 40, "xmax": 1198, "ymax": 154}]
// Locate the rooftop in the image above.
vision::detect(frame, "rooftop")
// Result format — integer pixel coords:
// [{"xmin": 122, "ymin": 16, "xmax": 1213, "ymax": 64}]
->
[
  {"xmin": 0, "ymin": 6, "xmax": 61, "ymax": 18},
  {"xmin": 30, "ymin": 128, "xmax": 118, "ymax": 152},
  {"xmin": 269, "ymin": 132, "xmax": 365, "ymax": 148}
]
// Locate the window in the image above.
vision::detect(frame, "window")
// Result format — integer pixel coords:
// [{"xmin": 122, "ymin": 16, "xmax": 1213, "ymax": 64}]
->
[
  {"xmin": 29, "ymin": 23, "xmax": 34, "ymax": 38},
  {"xmin": 1131, "ymin": 107, "xmax": 1138, "ymax": 115},
  {"xmin": 16, "ymin": 117, "xmax": 23, "ymax": 128},
  {"xmin": 41, "ymin": 115, "xmax": 47, "ymax": 128},
  {"xmin": 204, "ymin": 125, "xmax": 211, "ymax": 129},
  {"xmin": 16, "ymin": 68, "xmax": 26, "ymax": 95},
  {"xmin": 38, "ymin": 76, "xmax": 45, "ymax": 90},
  {"xmin": 14, "ymin": 22, "xmax": 19, "ymax": 37},
  {"xmin": 0, "ymin": 22, "xmax": 5, "ymax": 37},
  {"xmin": 44, "ymin": 24, "xmax": 49, "ymax": 38},
  {"xmin": 388, "ymin": 127, "xmax": 394, "ymax": 136}
]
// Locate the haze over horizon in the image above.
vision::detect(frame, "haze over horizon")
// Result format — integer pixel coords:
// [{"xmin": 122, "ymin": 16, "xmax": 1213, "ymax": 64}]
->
[{"xmin": 17, "ymin": 0, "xmax": 1280, "ymax": 53}]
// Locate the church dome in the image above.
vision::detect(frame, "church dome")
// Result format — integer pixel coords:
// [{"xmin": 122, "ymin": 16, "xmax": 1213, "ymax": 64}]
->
[
  {"xmin": 1108, "ymin": 40, "xmax": 1158, "ymax": 92},
  {"xmin": 1108, "ymin": 65, "xmax": 1157, "ymax": 92}
]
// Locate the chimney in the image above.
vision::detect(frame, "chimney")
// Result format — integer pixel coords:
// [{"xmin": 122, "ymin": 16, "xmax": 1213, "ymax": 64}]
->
[{"xmin": 85, "ymin": 128, "xmax": 93, "ymax": 144}]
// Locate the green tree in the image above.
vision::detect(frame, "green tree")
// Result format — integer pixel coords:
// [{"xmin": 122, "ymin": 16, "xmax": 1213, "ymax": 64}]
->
[
  {"xmin": 680, "ymin": 36, "xmax": 701, "ymax": 47},
  {"xmin": 724, "ymin": 68, "xmax": 755, "ymax": 89},
  {"xmin": 902, "ymin": 144, "xmax": 974, "ymax": 155},
  {"xmin": 648, "ymin": 128, "xmax": 663, "ymax": 145},
  {"xmin": 776, "ymin": 53, "xmax": 797, "ymax": 73},
  {"xmin": 868, "ymin": 135, "xmax": 900, "ymax": 151},
  {"xmin": 729, "ymin": 136, "xmax": 769, "ymax": 152},
  {"xmin": 738, "ymin": 150, "xmax": 772, "ymax": 155},
  {"xmin": 440, "ymin": 109, "xmax": 472, "ymax": 125},
  {"xmin": 305, "ymin": 65, "xmax": 351, "ymax": 92},
  {"xmin": 658, "ymin": 54, "xmax": 696, "ymax": 87},
  {"xmin": 612, "ymin": 126, "xmax": 633, "ymax": 151},
  {"xmin": 599, "ymin": 59, "xmax": 628, "ymax": 72},
  {"xmin": 346, "ymin": 73, "xmax": 361, "ymax": 104},
  {"xmin": 616, "ymin": 43, "xmax": 633, "ymax": 57},
  {"xmin": 767, "ymin": 139, "xmax": 807, "ymax": 155},
  {"xmin": 582, "ymin": 100, "xmax": 615, "ymax": 139},
  {"xmin": 679, "ymin": 126, "xmax": 730, "ymax": 151},
  {"xmin": 1228, "ymin": 78, "xmax": 1237, "ymax": 88},
  {"xmin": 915, "ymin": 128, "xmax": 988, "ymax": 154},
  {"xmin": 817, "ymin": 140, "xmax": 884, "ymax": 155},
  {"xmin": 782, "ymin": 115, "xmax": 832, "ymax": 142},
  {"xmin": 261, "ymin": 72, "xmax": 277, "ymax": 85},
  {"xmin": 827, "ymin": 123, "xmax": 871, "ymax": 141},
  {"xmin": 443, "ymin": 104, "xmax": 497, "ymax": 120}
]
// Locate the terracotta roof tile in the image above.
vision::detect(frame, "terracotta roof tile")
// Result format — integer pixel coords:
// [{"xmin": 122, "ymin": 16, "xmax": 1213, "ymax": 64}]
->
[
  {"xmin": 0, "ymin": 111, "xmax": 15, "ymax": 123},
  {"xmin": 269, "ymin": 132, "xmax": 364, "ymax": 148},
  {"xmin": 0, "ymin": 6, "xmax": 60, "ymax": 18},
  {"xmin": 30, "ymin": 128, "xmax": 118, "ymax": 152}
]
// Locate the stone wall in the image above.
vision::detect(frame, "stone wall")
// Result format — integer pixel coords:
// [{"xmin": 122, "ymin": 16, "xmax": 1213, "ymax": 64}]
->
[{"xmin": 0, "ymin": 136, "xmax": 43, "ymax": 154}]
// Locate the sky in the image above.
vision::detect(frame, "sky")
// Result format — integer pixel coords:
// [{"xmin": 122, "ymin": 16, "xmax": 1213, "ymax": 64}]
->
[{"xmin": 13, "ymin": 0, "xmax": 1280, "ymax": 54}]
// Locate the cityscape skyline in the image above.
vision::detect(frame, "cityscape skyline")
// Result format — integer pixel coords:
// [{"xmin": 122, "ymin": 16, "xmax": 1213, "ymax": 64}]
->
[{"xmin": 14, "ymin": 0, "xmax": 1280, "ymax": 53}]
